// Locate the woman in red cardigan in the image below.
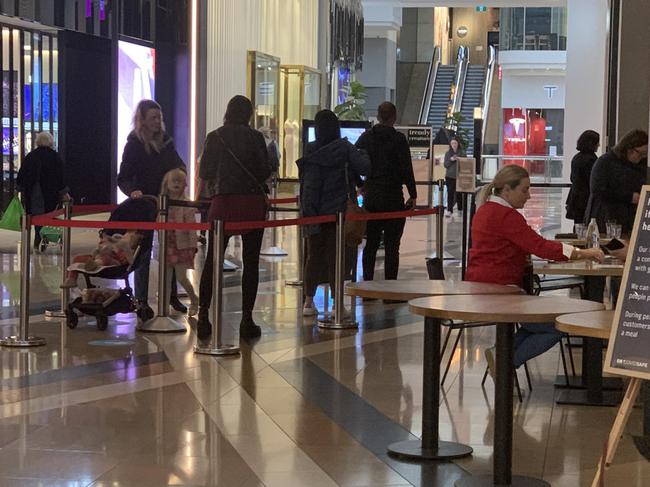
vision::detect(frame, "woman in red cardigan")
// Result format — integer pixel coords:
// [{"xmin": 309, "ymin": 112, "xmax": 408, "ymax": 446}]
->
[{"xmin": 466, "ymin": 164, "xmax": 604, "ymax": 374}]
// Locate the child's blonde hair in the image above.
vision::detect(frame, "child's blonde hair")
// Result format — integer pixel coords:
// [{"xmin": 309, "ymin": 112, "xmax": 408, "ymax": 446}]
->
[{"xmin": 160, "ymin": 168, "xmax": 188, "ymax": 199}]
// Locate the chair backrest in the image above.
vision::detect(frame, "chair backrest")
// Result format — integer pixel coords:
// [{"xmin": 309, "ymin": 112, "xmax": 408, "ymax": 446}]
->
[{"xmin": 426, "ymin": 257, "xmax": 445, "ymax": 280}]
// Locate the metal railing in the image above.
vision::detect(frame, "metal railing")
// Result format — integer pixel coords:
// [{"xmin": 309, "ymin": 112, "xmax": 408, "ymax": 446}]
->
[
  {"xmin": 480, "ymin": 46, "xmax": 497, "ymax": 143},
  {"xmin": 480, "ymin": 155, "xmax": 566, "ymax": 184},
  {"xmin": 446, "ymin": 46, "xmax": 469, "ymax": 126},
  {"xmin": 418, "ymin": 46, "xmax": 441, "ymax": 125}
]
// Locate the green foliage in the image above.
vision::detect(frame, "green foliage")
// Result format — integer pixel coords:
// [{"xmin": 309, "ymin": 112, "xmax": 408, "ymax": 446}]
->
[
  {"xmin": 333, "ymin": 81, "xmax": 368, "ymax": 121},
  {"xmin": 444, "ymin": 112, "xmax": 470, "ymax": 151}
]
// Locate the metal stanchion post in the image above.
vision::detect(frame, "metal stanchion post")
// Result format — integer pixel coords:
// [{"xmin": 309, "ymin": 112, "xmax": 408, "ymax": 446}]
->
[
  {"xmin": 46, "ymin": 199, "xmax": 72, "ymax": 318},
  {"xmin": 137, "ymin": 195, "xmax": 186, "ymax": 332},
  {"xmin": 318, "ymin": 212, "xmax": 357, "ymax": 330},
  {"xmin": 194, "ymin": 219, "xmax": 240, "ymax": 356},
  {"xmin": 1, "ymin": 214, "xmax": 46, "ymax": 347},
  {"xmin": 436, "ymin": 179, "xmax": 445, "ymax": 259},
  {"xmin": 285, "ymin": 220, "xmax": 304, "ymax": 287},
  {"xmin": 260, "ymin": 176, "xmax": 288, "ymax": 256}
]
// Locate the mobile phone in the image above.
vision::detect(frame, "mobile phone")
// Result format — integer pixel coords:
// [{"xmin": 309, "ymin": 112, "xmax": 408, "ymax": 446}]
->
[{"xmin": 601, "ymin": 238, "xmax": 624, "ymax": 254}]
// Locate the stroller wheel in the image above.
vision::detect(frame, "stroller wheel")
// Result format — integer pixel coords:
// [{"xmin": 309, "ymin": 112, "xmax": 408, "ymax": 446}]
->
[
  {"xmin": 65, "ymin": 309, "xmax": 78, "ymax": 329},
  {"xmin": 96, "ymin": 314, "xmax": 109, "ymax": 331},
  {"xmin": 39, "ymin": 240, "xmax": 48, "ymax": 253}
]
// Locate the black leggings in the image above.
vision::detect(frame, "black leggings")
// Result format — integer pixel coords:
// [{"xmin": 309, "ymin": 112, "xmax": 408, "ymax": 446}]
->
[{"xmin": 199, "ymin": 229, "xmax": 264, "ymax": 316}]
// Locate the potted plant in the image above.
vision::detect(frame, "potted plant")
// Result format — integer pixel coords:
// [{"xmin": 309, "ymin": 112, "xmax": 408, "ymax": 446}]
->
[{"xmin": 334, "ymin": 81, "xmax": 368, "ymax": 121}]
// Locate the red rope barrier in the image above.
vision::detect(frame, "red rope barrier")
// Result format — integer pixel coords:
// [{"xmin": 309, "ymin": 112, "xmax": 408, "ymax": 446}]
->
[
  {"xmin": 269, "ymin": 196, "xmax": 299, "ymax": 204},
  {"xmin": 346, "ymin": 207, "xmax": 438, "ymax": 222},
  {"xmin": 30, "ymin": 216, "xmax": 211, "ymax": 231}
]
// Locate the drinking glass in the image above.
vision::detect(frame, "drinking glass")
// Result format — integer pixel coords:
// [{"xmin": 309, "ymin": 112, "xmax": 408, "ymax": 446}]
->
[
  {"xmin": 574, "ymin": 224, "xmax": 586, "ymax": 240},
  {"xmin": 606, "ymin": 220, "xmax": 617, "ymax": 238},
  {"xmin": 612, "ymin": 224, "xmax": 622, "ymax": 239}
]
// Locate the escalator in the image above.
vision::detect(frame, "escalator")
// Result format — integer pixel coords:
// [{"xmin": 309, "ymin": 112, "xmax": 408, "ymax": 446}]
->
[
  {"xmin": 459, "ymin": 65, "xmax": 487, "ymax": 155},
  {"xmin": 423, "ymin": 65, "xmax": 455, "ymax": 129}
]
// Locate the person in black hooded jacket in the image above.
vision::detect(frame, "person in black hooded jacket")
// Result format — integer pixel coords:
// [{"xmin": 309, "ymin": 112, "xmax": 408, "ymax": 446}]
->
[
  {"xmin": 297, "ymin": 110, "xmax": 370, "ymax": 316},
  {"xmin": 355, "ymin": 102, "xmax": 416, "ymax": 282},
  {"xmin": 117, "ymin": 100, "xmax": 186, "ymax": 315},
  {"xmin": 565, "ymin": 130, "xmax": 599, "ymax": 226}
]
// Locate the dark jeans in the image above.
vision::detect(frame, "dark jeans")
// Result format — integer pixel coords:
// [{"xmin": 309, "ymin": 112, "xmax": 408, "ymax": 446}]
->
[
  {"xmin": 362, "ymin": 217, "xmax": 406, "ymax": 281},
  {"xmin": 304, "ymin": 223, "xmax": 337, "ymax": 298},
  {"xmin": 199, "ymin": 229, "xmax": 264, "ymax": 315},
  {"xmin": 513, "ymin": 323, "xmax": 563, "ymax": 368},
  {"xmin": 133, "ymin": 230, "xmax": 178, "ymax": 303},
  {"xmin": 445, "ymin": 177, "xmax": 463, "ymax": 211}
]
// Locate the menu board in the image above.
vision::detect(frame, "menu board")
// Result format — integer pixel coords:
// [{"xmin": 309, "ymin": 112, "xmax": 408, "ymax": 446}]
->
[
  {"xmin": 605, "ymin": 186, "xmax": 650, "ymax": 380},
  {"xmin": 456, "ymin": 157, "xmax": 476, "ymax": 193}
]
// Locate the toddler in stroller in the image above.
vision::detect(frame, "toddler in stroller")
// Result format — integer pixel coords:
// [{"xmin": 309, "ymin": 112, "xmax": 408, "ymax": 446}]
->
[{"xmin": 64, "ymin": 197, "xmax": 158, "ymax": 330}]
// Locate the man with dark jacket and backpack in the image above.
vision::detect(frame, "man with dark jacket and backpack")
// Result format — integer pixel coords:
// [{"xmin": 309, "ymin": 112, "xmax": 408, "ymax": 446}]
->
[{"xmin": 356, "ymin": 102, "xmax": 417, "ymax": 281}]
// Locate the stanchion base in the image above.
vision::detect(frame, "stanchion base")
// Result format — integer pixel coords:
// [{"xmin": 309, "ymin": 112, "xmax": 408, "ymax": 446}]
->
[
  {"xmin": 317, "ymin": 317, "xmax": 358, "ymax": 330},
  {"xmin": 388, "ymin": 440, "xmax": 473, "ymax": 460},
  {"xmin": 193, "ymin": 343, "xmax": 240, "ymax": 356},
  {"xmin": 285, "ymin": 279, "xmax": 303, "ymax": 287},
  {"xmin": 260, "ymin": 246, "xmax": 288, "ymax": 256},
  {"xmin": 45, "ymin": 309, "xmax": 66, "ymax": 318},
  {"xmin": 137, "ymin": 316, "xmax": 186, "ymax": 333},
  {"xmin": 0, "ymin": 335, "xmax": 46, "ymax": 347},
  {"xmin": 556, "ymin": 389, "xmax": 622, "ymax": 407},
  {"xmin": 455, "ymin": 474, "xmax": 550, "ymax": 486}
]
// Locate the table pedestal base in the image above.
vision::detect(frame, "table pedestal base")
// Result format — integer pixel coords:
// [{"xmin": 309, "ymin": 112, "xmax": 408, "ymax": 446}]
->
[
  {"xmin": 556, "ymin": 389, "xmax": 622, "ymax": 407},
  {"xmin": 455, "ymin": 474, "xmax": 550, "ymax": 486},
  {"xmin": 388, "ymin": 439, "xmax": 472, "ymax": 461},
  {"xmin": 554, "ymin": 375, "xmax": 622, "ymax": 390}
]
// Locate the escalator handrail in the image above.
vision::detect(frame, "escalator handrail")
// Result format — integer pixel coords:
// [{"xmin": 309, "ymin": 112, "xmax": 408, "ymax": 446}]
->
[
  {"xmin": 446, "ymin": 46, "xmax": 469, "ymax": 129},
  {"xmin": 418, "ymin": 46, "xmax": 441, "ymax": 125},
  {"xmin": 480, "ymin": 45, "xmax": 497, "ymax": 143}
]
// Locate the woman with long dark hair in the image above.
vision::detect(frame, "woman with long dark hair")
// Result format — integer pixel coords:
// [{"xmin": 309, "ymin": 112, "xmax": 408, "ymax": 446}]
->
[
  {"xmin": 443, "ymin": 138, "xmax": 464, "ymax": 217},
  {"xmin": 196, "ymin": 95, "xmax": 272, "ymax": 340},
  {"xmin": 565, "ymin": 130, "xmax": 599, "ymax": 226},
  {"xmin": 298, "ymin": 110, "xmax": 370, "ymax": 316}
]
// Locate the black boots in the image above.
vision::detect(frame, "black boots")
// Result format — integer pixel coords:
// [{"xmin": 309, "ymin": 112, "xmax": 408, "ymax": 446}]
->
[
  {"xmin": 239, "ymin": 314, "xmax": 262, "ymax": 339},
  {"xmin": 196, "ymin": 307, "xmax": 212, "ymax": 341}
]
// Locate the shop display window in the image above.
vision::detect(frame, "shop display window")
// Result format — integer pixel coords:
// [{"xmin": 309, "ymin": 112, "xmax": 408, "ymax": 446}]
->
[
  {"xmin": 279, "ymin": 65, "xmax": 322, "ymax": 178},
  {"xmin": 502, "ymin": 107, "xmax": 564, "ymax": 179},
  {"xmin": 1, "ymin": 23, "xmax": 58, "ymax": 210},
  {"xmin": 247, "ymin": 51, "xmax": 281, "ymax": 151}
]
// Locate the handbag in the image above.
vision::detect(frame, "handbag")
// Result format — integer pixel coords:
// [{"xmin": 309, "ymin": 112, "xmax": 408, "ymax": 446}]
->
[
  {"xmin": 0, "ymin": 196, "xmax": 25, "ymax": 232},
  {"xmin": 344, "ymin": 161, "xmax": 366, "ymax": 246}
]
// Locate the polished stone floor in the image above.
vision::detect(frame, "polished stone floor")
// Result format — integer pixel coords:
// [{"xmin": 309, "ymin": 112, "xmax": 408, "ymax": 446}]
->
[{"xmin": 0, "ymin": 189, "xmax": 648, "ymax": 486}]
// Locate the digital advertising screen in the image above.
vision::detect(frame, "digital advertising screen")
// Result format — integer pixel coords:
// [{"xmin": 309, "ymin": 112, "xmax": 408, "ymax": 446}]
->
[
  {"xmin": 303, "ymin": 120, "xmax": 370, "ymax": 148},
  {"xmin": 117, "ymin": 39, "xmax": 155, "ymax": 202}
]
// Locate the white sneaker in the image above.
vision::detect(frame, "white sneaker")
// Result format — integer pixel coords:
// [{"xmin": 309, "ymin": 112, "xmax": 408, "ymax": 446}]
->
[
  {"xmin": 303, "ymin": 303, "xmax": 319, "ymax": 316},
  {"xmin": 445, "ymin": 210, "xmax": 452, "ymax": 218},
  {"xmin": 484, "ymin": 346, "xmax": 496, "ymax": 382}
]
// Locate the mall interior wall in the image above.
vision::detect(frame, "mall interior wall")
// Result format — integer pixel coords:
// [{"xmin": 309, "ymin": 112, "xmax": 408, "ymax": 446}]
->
[
  {"xmin": 205, "ymin": 0, "xmax": 319, "ymax": 133},
  {"xmin": 562, "ymin": 0, "xmax": 608, "ymax": 180},
  {"xmin": 617, "ymin": 0, "xmax": 650, "ymax": 140}
]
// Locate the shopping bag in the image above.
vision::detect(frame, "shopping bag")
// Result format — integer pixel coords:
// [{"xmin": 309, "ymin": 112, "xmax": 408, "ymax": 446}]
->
[{"xmin": 0, "ymin": 196, "xmax": 24, "ymax": 232}]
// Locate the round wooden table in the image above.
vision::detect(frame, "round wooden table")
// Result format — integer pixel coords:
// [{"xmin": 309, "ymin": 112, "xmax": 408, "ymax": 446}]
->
[
  {"xmin": 533, "ymin": 260, "xmax": 623, "ymax": 277},
  {"xmin": 409, "ymin": 294, "xmax": 604, "ymax": 487},
  {"xmin": 555, "ymin": 310, "xmax": 621, "ymax": 408},
  {"xmin": 346, "ymin": 279, "xmax": 523, "ymax": 300},
  {"xmin": 346, "ymin": 280, "xmax": 521, "ymax": 462}
]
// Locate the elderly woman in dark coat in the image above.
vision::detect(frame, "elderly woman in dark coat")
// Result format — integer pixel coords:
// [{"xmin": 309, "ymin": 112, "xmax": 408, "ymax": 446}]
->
[
  {"xmin": 298, "ymin": 110, "xmax": 370, "ymax": 316},
  {"xmin": 586, "ymin": 129, "xmax": 647, "ymax": 235},
  {"xmin": 16, "ymin": 132, "xmax": 69, "ymax": 249},
  {"xmin": 565, "ymin": 130, "xmax": 599, "ymax": 227}
]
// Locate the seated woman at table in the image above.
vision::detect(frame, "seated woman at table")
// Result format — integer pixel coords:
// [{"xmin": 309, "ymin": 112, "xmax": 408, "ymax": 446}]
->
[{"xmin": 466, "ymin": 164, "xmax": 604, "ymax": 375}]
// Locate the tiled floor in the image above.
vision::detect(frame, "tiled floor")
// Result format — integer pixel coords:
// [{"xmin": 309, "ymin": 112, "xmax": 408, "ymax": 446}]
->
[{"xmin": 0, "ymin": 189, "xmax": 648, "ymax": 486}]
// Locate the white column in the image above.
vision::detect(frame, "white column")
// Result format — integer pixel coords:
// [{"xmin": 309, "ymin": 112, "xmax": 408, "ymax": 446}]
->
[{"xmin": 563, "ymin": 0, "xmax": 609, "ymax": 181}]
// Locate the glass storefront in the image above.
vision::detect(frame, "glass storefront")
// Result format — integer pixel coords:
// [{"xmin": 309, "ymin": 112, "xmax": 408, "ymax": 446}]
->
[
  {"xmin": 247, "ymin": 51, "xmax": 281, "ymax": 149},
  {"xmin": 279, "ymin": 65, "xmax": 321, "ymax": 178},
  {"xmin": 1, "ymin": 22, "xmax": 58, "ymax": 209},
  {"xmin": 500, "ymin": 7, "xmax": 567, "ymax": 51}
]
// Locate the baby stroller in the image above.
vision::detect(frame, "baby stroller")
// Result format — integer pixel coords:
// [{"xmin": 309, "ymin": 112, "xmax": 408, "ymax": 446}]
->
[{"xmin": 65, "ymin": 197, "xmax": 158, "ymax": 330}]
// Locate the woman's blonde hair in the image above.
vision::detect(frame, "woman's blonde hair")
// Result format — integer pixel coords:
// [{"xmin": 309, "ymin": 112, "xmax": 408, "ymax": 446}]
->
[
  {"xmin": 160, "ymin": 168, "xmax": 188, "ymax": 199},
  {"xmin": 477, "ymin": 164, "xmax": 529, "ymax": 206},
  {"xmin": 133, "ymin": 99, "xmax": 165, "ymax": 154}
]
